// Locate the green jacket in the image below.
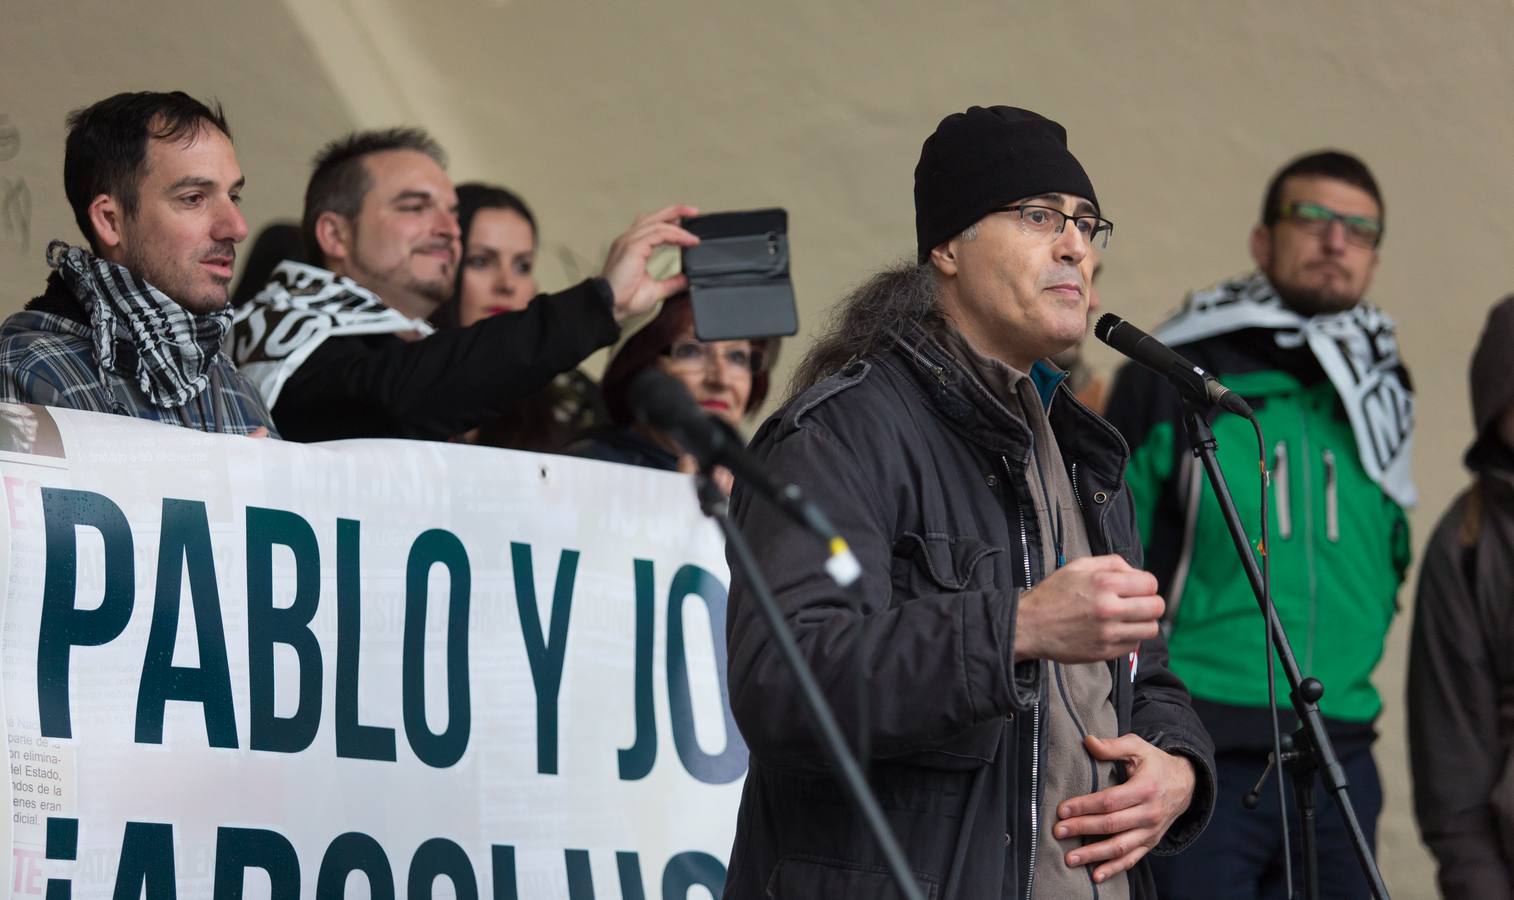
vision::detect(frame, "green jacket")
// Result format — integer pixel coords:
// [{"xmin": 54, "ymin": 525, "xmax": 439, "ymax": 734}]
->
[{"xmin": 1105, "ymin": 325, "xmax": 1411, "ymax": 741}]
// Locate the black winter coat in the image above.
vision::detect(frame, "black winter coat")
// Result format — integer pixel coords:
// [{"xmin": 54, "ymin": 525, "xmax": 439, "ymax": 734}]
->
[
  {"xmin": 723, "ymin": 325, "xmax": 1216, "ymax": 900},
  {"xmin": 269, "ymin": 279, "xmax": 618, "ymax": 441}
]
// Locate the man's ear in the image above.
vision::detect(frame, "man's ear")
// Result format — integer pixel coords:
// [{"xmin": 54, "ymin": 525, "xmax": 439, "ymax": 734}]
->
[
  {"xmin": 929, "ymin": 240, "xmax": 960, "ymax": 277},
  {"xmin": 1248, "ymin": 223, "xmax": 1272, "ymax": 270},
  {"xmin": 87, "ymin": 194, "xmax": 126, "ymax": 260},
  {"xmin": 314, "ymin": 211, "xmax": 354, "ymax": 266}
]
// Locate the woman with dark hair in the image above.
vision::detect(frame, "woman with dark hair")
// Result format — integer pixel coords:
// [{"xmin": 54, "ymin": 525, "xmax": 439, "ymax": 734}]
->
[
  {"xmin": 431, "ymin": 182, "xmax": 607, "ymax": 450},
  {"xmin": 571, "ymin": 293, "xmax": 775, "ymax": 480}
]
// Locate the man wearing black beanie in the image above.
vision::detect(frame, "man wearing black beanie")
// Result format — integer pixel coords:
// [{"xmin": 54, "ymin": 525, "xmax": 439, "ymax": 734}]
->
[{"xmin": 721, "ymin": 106, "xmax": 1215, "ymax": 899}]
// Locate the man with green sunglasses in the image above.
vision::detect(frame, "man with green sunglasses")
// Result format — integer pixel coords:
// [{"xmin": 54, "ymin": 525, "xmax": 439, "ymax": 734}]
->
[{"xmin": 1105, "ymin": 151, "xmax": 1413, "ymax": 899}]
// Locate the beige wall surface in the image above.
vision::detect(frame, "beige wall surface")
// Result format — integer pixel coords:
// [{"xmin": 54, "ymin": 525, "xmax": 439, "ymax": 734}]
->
[
  {"xmin": 6, "ymin": 0, "xmax": 1514, "ymax": 895},
  {"xmin": 0, "ymin": 0, "xmax": 354, "ymax": 306}
]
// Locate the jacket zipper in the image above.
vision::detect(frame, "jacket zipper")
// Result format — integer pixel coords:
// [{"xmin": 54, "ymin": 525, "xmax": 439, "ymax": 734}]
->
[
  {"xmin": 1164, "ymin": 459, "xmax": 1204, "ymax": 634},
  {"xmin": 1274, "ymin": 441, "xmax": 1292, "ymax": 539},
  {"xmin": 1003, "ymin": 453, "xmax": 1040, "ymax": 900},
  {"xmin": 1323, "ymin": 449, "xmax": 1339, "ymax": 543},
  {"xmin": 1298, "ymin": 409, "xmax": 1319, "ymax": 671}
]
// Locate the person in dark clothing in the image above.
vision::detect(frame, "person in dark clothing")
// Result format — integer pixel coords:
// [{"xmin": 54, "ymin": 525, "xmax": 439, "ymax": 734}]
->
[
  {"xmin": 1409, "ymin": 293, "xmax": 1514, "ymax": 900},
  {"xmin": 571, "ymin": 293, "xmax": 773, "ymax": 485},
  {"xmin": 230, "ymin": 127, "xmax": 698, "ymax": 442},
  {"xmin": 428, "ymin": 182, "xmax": 609, "ymax": 452},
  {"xmin": 0, "ymin": 91, "xmax": 274, "ymax": 436},
  {"xmin": 231, "ymin": 221, "xmax": 303, "ymax": 308},
  {"xmin": 722, "ymin": 105, "xmax": 1214, "ymax": 900},
  {"xmin": 1104, "ymin": 151, "xmax": 1411, "ymax": 900}
]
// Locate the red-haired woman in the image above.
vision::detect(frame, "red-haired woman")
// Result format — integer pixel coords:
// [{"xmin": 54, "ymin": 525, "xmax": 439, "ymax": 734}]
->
[{"xmin": 570, "ymin": 293, "xmax": 775, "ymax": 480}]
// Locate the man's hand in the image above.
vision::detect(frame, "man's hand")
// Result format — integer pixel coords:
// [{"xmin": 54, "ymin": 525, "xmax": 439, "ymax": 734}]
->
[
  {"xmin": 600, "ymin": 205, "xmax": 701, "ymax": 324},
  {"xmin": 1056, "ymin": 734, "xmax": 1196, "ymax": 884},
  {"xmin": 1012, "ymin": 555, "xmax": 1164, "ymax": 663},
  {"xmin": 247, "ymin": 427, "xmax": 270, "ymax": 439}
]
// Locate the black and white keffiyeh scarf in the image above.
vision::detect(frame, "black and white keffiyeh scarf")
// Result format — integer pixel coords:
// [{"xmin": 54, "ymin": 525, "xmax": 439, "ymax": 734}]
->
[
  {"xmin": 1156, "ymin": 270, "xmax": 1416, "ymax": 508},
  {"xmin": 47, "ymin": 240, "xmax": 230, "ymax": 409},
  {"xmin": 230, "ymin": 261, "xmax": 434, "ymax": 408}
]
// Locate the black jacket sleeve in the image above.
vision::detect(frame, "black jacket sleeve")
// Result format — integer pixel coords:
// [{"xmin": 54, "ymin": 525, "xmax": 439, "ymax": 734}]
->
[
  {"xmin": 1132, "ymin": 632, "xmax": 1218, "ymax": 855},
  {"xmin": 1408, "ymin": 493, "xmax": 1514, "ymax": 899},
  {"xmin": 726, "ymin": 416, "xmax": 1034, "ymax": 772},
  {"xmin": 272, "ymin": 278, "xmax": 619, "ymax": 441}
]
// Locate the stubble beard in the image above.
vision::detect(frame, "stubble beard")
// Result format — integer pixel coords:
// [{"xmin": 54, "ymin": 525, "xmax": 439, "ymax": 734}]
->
[
  {"xmin": 1270, "ymin": 272, "xmax": 1363, "ymax": 317},
  {"xmin": 352, "ymin": 253, "xmax": 453, "ymax": 317},
  {"xmin": 121, "ymin": 240, "xmax": 230, "ymax": 317}
]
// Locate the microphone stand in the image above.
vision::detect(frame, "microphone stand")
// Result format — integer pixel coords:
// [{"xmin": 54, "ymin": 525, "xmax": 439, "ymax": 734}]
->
[
  {"xmin": 693, "ymin": 467, "xmax": 926, "ymax": 900},
  {"xmin": 1179, "ymin": 399, "xmax": 1388, "ymax": 900}
]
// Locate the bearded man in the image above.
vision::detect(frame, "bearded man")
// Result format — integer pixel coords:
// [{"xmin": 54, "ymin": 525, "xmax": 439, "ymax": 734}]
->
[
  {"xmin": 1105, "ymin": 151, "xmax": 1414, "ymax": 900},
  {"xmin": 0, "ymin": 91, "xmax": 273, "ymax": 435},
  {"xmin": 232, "ymin": 127, "xmax": 698, "ymax": 442}
]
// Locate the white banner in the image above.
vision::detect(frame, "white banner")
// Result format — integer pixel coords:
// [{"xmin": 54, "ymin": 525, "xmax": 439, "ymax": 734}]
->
[{"xmin": 0, "ymin": 403, "xmax": 745, "ymax": 898}]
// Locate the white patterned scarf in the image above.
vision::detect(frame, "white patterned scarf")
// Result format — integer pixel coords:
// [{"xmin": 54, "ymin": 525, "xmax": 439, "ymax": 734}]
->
[
  {"xmin": 47, "ymin": 240, "xmax": 231, "ymax": 409},
  {"xmin": 1156, "ymin": 270, "xmax": 1416, "ymax": 508},
  {"xmin": 230, "ymin": 261, "xmax": 434, "ymax": 408}
]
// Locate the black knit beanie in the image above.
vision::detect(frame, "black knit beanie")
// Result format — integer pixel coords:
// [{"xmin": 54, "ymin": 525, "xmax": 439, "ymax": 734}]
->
[{"xmin": 914, "ymin": 106, "xmax": 1097, "ymax": 263}]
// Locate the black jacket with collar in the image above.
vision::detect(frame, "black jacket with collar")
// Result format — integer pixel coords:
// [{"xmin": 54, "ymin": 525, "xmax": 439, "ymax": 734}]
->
[{"xmin": 722, "ymin": 324, "xmax": 1216, "ymax": 900}]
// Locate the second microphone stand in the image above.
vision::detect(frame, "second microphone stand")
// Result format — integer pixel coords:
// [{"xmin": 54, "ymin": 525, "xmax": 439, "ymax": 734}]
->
[
  {"xmin": 1179, "ymin": 399, "xmax": 1388, "ymax": 900},
  {"xmin": 693, "ymin": 468, "xmax": 927, "ymax": 900}
]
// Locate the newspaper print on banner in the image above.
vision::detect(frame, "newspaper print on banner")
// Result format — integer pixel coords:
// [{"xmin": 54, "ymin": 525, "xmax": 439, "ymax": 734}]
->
[
  {"xmin": 0, "ymin": 403, "xmax": 744, "ymax": 898},
  {"xmin": 1155, "ymin": 271, "xmax": 1416, "ymax": 509}
]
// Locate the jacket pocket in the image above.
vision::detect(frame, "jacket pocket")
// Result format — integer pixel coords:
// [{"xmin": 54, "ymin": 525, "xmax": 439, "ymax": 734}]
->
[
  {"xmin": 890, "ymin": 532, "xmax": 1002, "ymax": 595},
  {"xmin": 766, "ymin": 854, "xmax": 939, "ymax": 899},
  {"xmin": 1274, "ymin": 441, "xmax": 1292, "ymax": 540}
]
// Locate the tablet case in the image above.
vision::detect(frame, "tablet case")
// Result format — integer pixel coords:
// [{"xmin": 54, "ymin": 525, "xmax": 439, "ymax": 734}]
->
[{"xmin": 682, "ymin": 208, "xmax": 798, "ymax": 341}]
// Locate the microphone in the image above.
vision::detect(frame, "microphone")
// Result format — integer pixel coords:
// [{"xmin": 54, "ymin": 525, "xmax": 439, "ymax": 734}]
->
[
  {"xmin": 1094, "ymin": 313, "xmax": 1254, "ymax": 418},
  {"xmin": 627, "ymin": 369, "xmax": 862, "ymax": 587}
]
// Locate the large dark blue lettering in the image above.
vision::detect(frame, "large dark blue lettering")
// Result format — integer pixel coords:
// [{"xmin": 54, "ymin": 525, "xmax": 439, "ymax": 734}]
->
[
  {"xmin": 37, "ymin": 488, "xmax": 134, "ymax": 738},
  {"xmin": 135, "ymin": 500, "xmax": 237, "ymax": 747},
  {"xmin": 666, "ymin": 565, "xmax": 747, "ymax": 784},
  {"xmin": 112, "ymin": 822, "xmax": 176, "ymax": 900},
  {"xmin": 212, "ymin": 827, "xmax": 299, "ymax": 899},
  {"xmin": 662, "ymin": 851, "xmax": 725, "ymax": 899},
  {"xmin": 316, "ymin": 832, "xmax": 394, "ymax": 900},
  {"xmin": 246, "ymin": 507, "xmax": 323, "ymax": 753},
  {"xmin": 407, "ymin": 837, "xmax": 478, "ymax": 900},
  {"xmin": 512, "ymin": 542, "xmax": 579, "ymax": 775},
  {"xmin": 565, "ymin": 849, "xmax": 595, "ymax": 900},
  {"xmin": 335, "ymin": 518, "xmax": 397, "ymax": 761},
  {"xmin": 618, "ymin": 559, "xmax": 657, "ymax": 780},
  {"xmin": 490, "ymin": 845, "xmax": 519, "ymax": 900},
  {"xmin": 403, "ymin": 530, "xmax": 471, "ymax": 768}
]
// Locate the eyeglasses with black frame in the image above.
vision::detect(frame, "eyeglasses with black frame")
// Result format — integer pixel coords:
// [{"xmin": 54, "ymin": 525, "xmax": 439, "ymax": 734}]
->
[
  {"xmin": 1278, "ymin": 201, "xmax": 1382, "ymax": 248},
  {"xmin": 998, "ymin": 204, "xmax": 1114, "ymax": 250}
]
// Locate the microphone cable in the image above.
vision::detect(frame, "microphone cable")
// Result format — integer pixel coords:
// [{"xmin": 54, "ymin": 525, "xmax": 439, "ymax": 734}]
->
[{"xmin": 1246, "ymin": 414, "xmax": 1294, "ymax": 896}]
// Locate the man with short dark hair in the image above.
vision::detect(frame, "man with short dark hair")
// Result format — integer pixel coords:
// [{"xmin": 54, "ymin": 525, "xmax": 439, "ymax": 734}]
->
[
  {"xmin": 723, "ymin": 105, "xmax": 1215, "ymax": 899},
  {"xmin": 1105, "ymin": 151, "xmax": 1414, "ymax": 898},
  {"xmin": 232, "ymin": 127, "xmax": 696, "ymax": 442},
  {"xmin": 0, "ymin": 91, "xmax": 274, "ymax": 434}
]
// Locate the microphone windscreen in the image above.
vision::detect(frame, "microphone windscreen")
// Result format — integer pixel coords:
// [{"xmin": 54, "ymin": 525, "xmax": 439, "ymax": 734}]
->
[
  {"xmin": 1093, "ymin": 313, "xmax": 1127, "ymax": 346},
  {"xmin": 627, "ymin": 368, "xmax": 699, "ymax": 432}
]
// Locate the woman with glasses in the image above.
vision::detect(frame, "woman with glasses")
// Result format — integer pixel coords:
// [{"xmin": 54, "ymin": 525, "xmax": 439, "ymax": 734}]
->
[
  {"xmin": 429, "ymin": 183, "xmax": 609, "ymax": 451},
  {"xmin": 570, "ymin": 293, "xmax": 775, "ymax": 483}
]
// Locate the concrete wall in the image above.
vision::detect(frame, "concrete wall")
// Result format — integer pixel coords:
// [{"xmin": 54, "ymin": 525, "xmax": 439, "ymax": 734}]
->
[
  {"xmin": 0, "ymin": 0, "xmax": 354, "ymax": 306},
  {"xmin": 8, "ymin": 1, "xmax": 1514, "ymax": 895}
]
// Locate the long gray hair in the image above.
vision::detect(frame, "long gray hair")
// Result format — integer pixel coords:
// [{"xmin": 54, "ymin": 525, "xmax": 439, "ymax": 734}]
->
[{"xmin": 788, "ymin": 260, "xmax": 943, "ymax": 398}]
